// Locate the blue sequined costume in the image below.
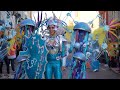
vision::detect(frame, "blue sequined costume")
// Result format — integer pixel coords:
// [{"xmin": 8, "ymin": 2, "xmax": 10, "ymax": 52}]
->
[
  {"xmin": 0, "ymin": 26, "xmax": 8, "ymax": 62},
  {"xmin": 87, "ymin": 36, "xmax": 100, "ymax": 72},
  {"xmin": 45, "ymin": 35, "xmax": 66, "ymax": 79},
  {"xmin": 14, "ymin": 19, "xmax": 48, "ymax": 79},
  {"xmin": 68, "ymin": 22, "xmax": 91, "ymax": 79}
]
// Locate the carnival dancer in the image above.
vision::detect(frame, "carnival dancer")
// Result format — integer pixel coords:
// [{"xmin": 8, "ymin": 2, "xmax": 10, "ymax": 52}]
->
[
  {"xmin": 14, "ymin": 19, "xmax": 36, "ymax": 79},
  {"xmin": 14, "ymin": 18, "xmax": 48, "ymax": 79},
  {"xmin": 0, "ymin": 19, "xmax": 11, "ymax": 78},
  {"xmin": 44, "ymin": 17, "xmax": 67, "ymax": 79},
  {"xmin": 0, "ymin": 25, "xmax": 7, "ymax": 78},
  {"xmin": 3, "ymin": 22, "xmax": 17, "ymax": 78},
  {"xmin": 67, "ymin": 22, "xmax": 91, "ymax": 79},
  {"xmin": 90, "ymin": 18, "xmax": 120, "ymax": 70},
  {"xmin": 0, "ymin": 21, "xmax": 4, "ymax": 75},
  {"xmin": 15, "ymin": 20, "xmax": 24, "ymax": 57},
  {"xmin": 87, "ymin": 34, "xmax": 100, "ymax": 72}
]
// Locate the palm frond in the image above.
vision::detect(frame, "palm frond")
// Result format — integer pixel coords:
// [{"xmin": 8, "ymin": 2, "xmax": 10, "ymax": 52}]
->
[{"xmin": 109, "ymin": 30, "xmax": 119, "ymax": 39}]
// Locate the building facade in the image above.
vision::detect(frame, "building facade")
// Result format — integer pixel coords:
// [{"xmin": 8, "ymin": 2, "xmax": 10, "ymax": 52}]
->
[{"xmin": 0, "ymin": 11, "xmax": 32, "ymax": 28}]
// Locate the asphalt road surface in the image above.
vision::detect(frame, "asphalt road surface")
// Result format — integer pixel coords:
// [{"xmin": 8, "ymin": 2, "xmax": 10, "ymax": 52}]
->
[
  {"xmin": 62, "ymin": 64, "xmax": 120, "ymax": 79},
  {"xmin": 0, "ymin": 63, "xmax": 120, "ymax": 79}
]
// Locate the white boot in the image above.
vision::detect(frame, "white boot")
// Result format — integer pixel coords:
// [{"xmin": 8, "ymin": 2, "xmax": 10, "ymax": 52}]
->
[{"xmin": 93, "ymin": 69, "xmax": 98, "ymax": 72}]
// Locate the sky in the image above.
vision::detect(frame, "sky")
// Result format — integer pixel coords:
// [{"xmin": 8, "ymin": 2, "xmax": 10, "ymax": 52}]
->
[
  {"xmin": 32, "ymin": 11, "xmax": 99, "ymax": 23},
  {"xmin": 32, "ymin": 11, "xmax": 99, "ymax": 30}
]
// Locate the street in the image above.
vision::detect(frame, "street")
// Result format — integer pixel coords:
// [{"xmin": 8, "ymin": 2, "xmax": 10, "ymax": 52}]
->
[
  {"xmin": 1, "ymin": 62, "xmax": 120, "ymax": 79},
  {"xmin": 86, "ymin": 65, "xmax": 120, "ymax": 79},
  {"xmin": 0, "ymin": 11, "xmax": 120, "ymax": 80},
  {"xmin": 62, "ymin": 64, "xmax": 120, "ymax": 79}
]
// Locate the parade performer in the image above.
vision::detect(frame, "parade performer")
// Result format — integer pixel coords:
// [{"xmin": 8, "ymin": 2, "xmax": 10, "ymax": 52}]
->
[
  {"xmin": 91, "ymin": 18, "xmax": 120, "ymax": 69},
  {"xmin": 1, "ymin": 22, "xmax": 17, "ymax": 78},
  {"xmin": 67, "ymin": 22, "xmax": 91, "ymax": 79},
  {"xmin": 5, "ymin": 22, "xmax": 17, "ymax": 72},
  {"xmin": 14, "ymin": 19, "xmax": 48, "ymax": 79},
  {"xmin": 87, "ymin": 34, "xmax": 100, "ymax": 72},
  {"xmin": 14, "ymin": 19, "xmax": 36, "ymax": 79},
  {"xmin": 0, "ymin": 24, "xmax": 9, "ymax": 78},
  {"xmin": 15, "ymin": 23, "xmax": 24, "ymax": 57},
  {"xmin": 43, "ymin": 17, "xmax": 67, "ymax": 79}
]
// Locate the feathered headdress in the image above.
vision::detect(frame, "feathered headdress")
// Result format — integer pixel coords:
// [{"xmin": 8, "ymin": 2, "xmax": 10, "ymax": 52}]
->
[
  {"xmin": 15, "ymin": 24, "xmax": 24, "ymax": 49},
  {"xmin": 92, "ymin": 18, "xmax": 120, "ymax": 46},
  {"xmin": 46, "ymin": 16, "xmax": 66, "ymax": 35}
]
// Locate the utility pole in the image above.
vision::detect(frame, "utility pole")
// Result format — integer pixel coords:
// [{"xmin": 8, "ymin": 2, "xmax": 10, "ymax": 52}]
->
[{"xmin": 30, "ymin": 11, "xmax": 32, "ymax": 19}]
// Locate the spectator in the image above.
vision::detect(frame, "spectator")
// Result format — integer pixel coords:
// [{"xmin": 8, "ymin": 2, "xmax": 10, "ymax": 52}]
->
[{"xmin": 4, "ymin": 22, "xmax": 17, "ymax": 78}]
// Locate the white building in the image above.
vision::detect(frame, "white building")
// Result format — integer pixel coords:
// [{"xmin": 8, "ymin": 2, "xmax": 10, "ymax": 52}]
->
[{"xmin": 0, "ymin": 11, "xmax": 32, "ymax": 28}]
